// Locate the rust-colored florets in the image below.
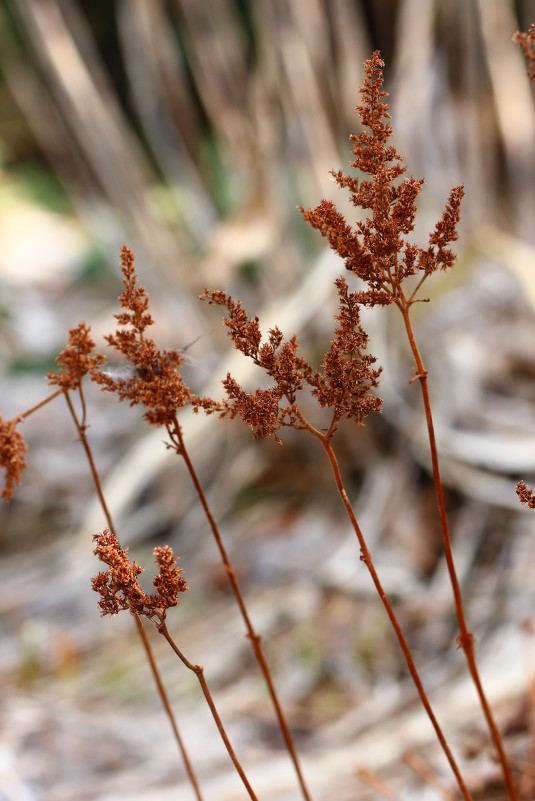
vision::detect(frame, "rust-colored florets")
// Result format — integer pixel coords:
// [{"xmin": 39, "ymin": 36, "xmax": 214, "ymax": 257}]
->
[
  {"xmin": 48, "ymin": 322, "xmax": 106, "ymax": 391},
  {"xmin": 93, "ymin": 246, "xmax": 194, "ymax": 427},
  {"xmin": 0, "ymin": 414, "xmax": 28, "ymax": 502},
  {"xmin": 516, "ymin": 480, "xmax": 535, "ymax": 509},
  {"xmin": 514, "ymin": 24, "xmax": 535, "ymax": 82},
  {"xmin": 92, "ymin": 529, "xmax": 188, "ymax": 620},
  {"xmin": 300, "ymin": 50, "xmax": 463, "ymax": 309},
  {"xmin": 202, "ymin": 281, "xmax": 381, "ymax": 442},
  {"xmin": 308, "ymin": 277, "xmax": 382, "ymax": 424}
]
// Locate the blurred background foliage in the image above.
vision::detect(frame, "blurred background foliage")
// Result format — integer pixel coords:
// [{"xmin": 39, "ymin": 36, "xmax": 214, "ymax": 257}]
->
[
  {"xmin": 1, "ymin": 0, "xmax": 535, "ymax": 294},
  {"xmin": 1, "ymin": 2, "xmax": 535, "ymax": 800}
]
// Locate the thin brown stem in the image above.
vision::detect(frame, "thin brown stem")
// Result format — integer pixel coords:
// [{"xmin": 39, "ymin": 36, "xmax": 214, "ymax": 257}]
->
[
  {"xmin": 407, "ymin": 272, "xmax": 430, "ymax": 305},
  {"xmin": 134, "ymin": 615, "xmax": 204, "ymax": 801},
  {"xmin": 170, "ymin": 414, "xmax": 312, "ymax": 801},
  {"xmin": 63, "ymin": 389, "xmax": 203, "ymax": 799},
  {"xmin": 158, "ymin": 620, "xmax": 259, "ymax": 801},
  {"xmin": 63, "ymin": 389, "xmax": 115, "ymax": 531},
  {"xmin": 317, "ymin": 431, "xmax": 471, "ymax": 801},
  {"xmin": 398, "ymin": 302, "xmax": 518, "ymax": 801},
  {"xmin": 78, "ymin": 380, "xmax": 88, "ymax": 429},
  {"xmin": 16, "ymin": 389, "xmax": 63, "ymax": 421}
]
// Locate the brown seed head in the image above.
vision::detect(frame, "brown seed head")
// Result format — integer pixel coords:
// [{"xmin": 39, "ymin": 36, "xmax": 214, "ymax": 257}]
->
[
  {"xmin": 516, "ymin": 480, "xmax": 535, "ymax": 509},
  {"xmin": 93, "ymin": 246, "xmax": 194, "ymax": 427},
  {"xmin": 202, "ymin": 281, "xmax": 381, "ymax": 441},
  {"xmin": 48, "ymin": 322, "xmax": 106, "ymax": 391},
  {"xmin": 0, "ymin": 415, "xmax": 28, "ymax": 502},
  {"xmin": 299, "ymin": 51, "xmax": 463, "ymax": 308},
  {"xmin": 92, "ymin": 529, "xmax": 188, "ymax": 619}
]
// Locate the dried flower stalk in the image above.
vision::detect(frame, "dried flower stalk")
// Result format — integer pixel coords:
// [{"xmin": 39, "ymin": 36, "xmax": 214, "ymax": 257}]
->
[
  {"xmin": 46, "ymin": 323, "xmax": 204, "ymax": 800},
  {"xmin": 202, "ymin": 285, "xmax": 471, "ymax": 800},
  {"xmin": 92, "ymin": 529, "xmax": 258, "ymax": 801},
  {"xmin": 94, "ymin": 245, "xmax": 312, "ymax": 801},
  {"xmin": 299, "ymin": 50, "xmax": 516, "ymax": 801}
]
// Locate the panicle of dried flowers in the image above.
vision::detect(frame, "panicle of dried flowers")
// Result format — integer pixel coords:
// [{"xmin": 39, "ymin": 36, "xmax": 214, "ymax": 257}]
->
[
  {"xmin": 48, "ymin": 322, "xmax": 106, "ymax": 391},
  {"xmin": 0, "ymin": 270, "xmax": 202, "ymax": 796},
  {"xmin": 92, "ymin": 245, "xmax": 194, "ymax": 427},
  {"xmin": 46, "ymin": 316, "xmax": 202, "ymax": 797},
  {"xmin": 300, "ymin": 51, "xmax": 463, "ymax": 310},
  {"xmin": 299, "ymin": 51, "xmax": 517, "ymax": 801},
  {"xmin": 203, "ymin": 248, "xmax": 472, "ymax": 801},
  {"xmin": 92, "ymin": 529, "xmax": 188, "ymax": 620},
  {"xmin": 92, "ymin": 528, "xmax": 258, "ymax": 801},
  {"xmin": 97, "ymin": 249, "xmax": 310, "ymax": 801},
  {"xmin": 514, "ymin": 24, "xmax": 535, "ymax": 82},
  {"xmin": 309, "ymin": 276, "xmax": 382, "ymax": 428},
  {"xmin": 0, "ymin": 414, "xmax": 28, "ymax": 502},
  {"xmin": 201, "ymin": 277, "xmax": 382, "ymax": 443},
  {"xmin": 515, "ymin": 479, "xmax": 535, "ymax": 509}
]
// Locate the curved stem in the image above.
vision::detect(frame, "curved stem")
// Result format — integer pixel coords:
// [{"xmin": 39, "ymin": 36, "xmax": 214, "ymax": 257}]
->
[
  {"xmin": 158, "ymin": 620, "xmax": 259, "ymax": 801},
  {"xmin": 320, "ymin": 436, "xmax": 472, "ymax": 801},
  {"xmin": 398, "ymin": 303, "xmax": 518, "ymax": 801},
  {"xmin": 134, "ymin": 615, "xmax": 204, "ymax": 801},
  {"xmin": 171, "ymin": 415, "xmax": 312, "ymax": 801},
  {"xmin": 63, "ymin": 390, "xmax": 203, "ymax": 800}
]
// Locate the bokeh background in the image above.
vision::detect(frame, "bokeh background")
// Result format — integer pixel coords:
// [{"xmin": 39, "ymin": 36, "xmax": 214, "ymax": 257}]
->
[{"xmin": 1, "ymin": 1, "xmax": 535, "ymax": 799}]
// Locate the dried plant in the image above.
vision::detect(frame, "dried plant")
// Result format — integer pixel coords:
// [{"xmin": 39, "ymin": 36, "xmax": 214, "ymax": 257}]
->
[
  {"xmin": 92, "ymin": 529, "xmax": 258, "ymax": 801},
  {"xmin": 516, "ymin": 479, "xmax": 535, "ymax": 509},
  {"xmin": 92, "ymin": 246, "xmax": 195, "ymax": 427},
  {"xmin": 203, "ymin": 283, "xmax": 472, "ymax": 800},
  {"xmin": 93, "ymin": 530, "xmax": 188, "ymax": 619},
  {"xmin": 93, "ymin": 244, "xmax": 312, "ymax": 801},
  {"xmin": 3, "ymin": 35, "xmax": 534, "ymax": 801},
  {"xmin": 9, "ymin": 320, "xmax": 205, "ymax": 801},
  {"xmin": 0, "ymin": 414, "xmax": 28, "ymax": 502},
  {"xmin": 200, "ymin": 48, "xmax": 528, "ymax": 801},
  {"xmin": 201, "ymin": 275, "xmax": 382, "ymax": 440},
  {"xmin": 297, "ymin": 49, "xmax": 516, "ymax": 801}
]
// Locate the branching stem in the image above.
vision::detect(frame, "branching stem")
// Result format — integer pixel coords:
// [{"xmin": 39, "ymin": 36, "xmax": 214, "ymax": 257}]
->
[
  {"xmin": 134, "ymin": 615, "xmax": 204, "ymax": 800},
  {"xmin": 16, "ymin": 389, "xmax": 63, "ymax": 421},
  {"xmin": 63, "ymin": 389, "xmax": 204, "ymax": 800},
  {"xmin": 158, "ymin": 619, "xmax": 259, "ymax": 801}
]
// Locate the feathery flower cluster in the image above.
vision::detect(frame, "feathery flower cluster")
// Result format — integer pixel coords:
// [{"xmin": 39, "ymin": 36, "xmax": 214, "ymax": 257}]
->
[
  {"xmin": 514, "ymin": 24, "xmax": 535, "ymax": 81},
  {"xmin": 299, "ymin": 51, "xmax": 463, "ymax": 309},
  {"xmin": 201, "ymin": 276, "xmax": 381, "ymax": 443},
  {"xmin": 48, "ymin": 322, "xmax": 106, "ymax": 391},
  {"xmin": 515, "ymin": 480, "xmax": 535, "ymax": 509},
  {"xmin": 0, "ymin": 414, "xmax": 28, "ymax": 502},
  {"xmin": 92, "ymin": 529, "xmax": 188, "ymax": 619},
  {"xmin": 93, "ymin": 246, "xmax": 194, "ymax": 427}
]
